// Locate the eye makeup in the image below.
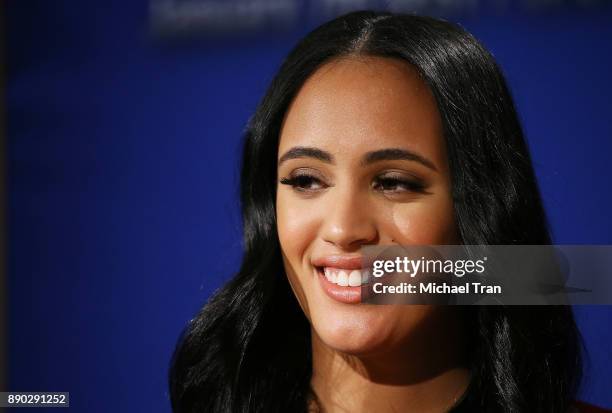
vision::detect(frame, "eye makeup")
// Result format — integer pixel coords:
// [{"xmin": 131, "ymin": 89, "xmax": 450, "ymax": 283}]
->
[
  {"xmin": 371, "ymin": 171, "xmax": 428, "ymax": 194},
  {"xmin": 279, "ymin": 168, "xmax": 330, "ymax": 193},
  {"xmin": 279, "ymin": 168, "xmax": 429, "ymax": 197}
]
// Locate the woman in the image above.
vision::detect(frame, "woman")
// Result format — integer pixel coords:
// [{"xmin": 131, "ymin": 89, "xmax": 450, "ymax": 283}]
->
[{"xmin": 169, "ymin": 11, "xmax": 592, "ymax": 413}]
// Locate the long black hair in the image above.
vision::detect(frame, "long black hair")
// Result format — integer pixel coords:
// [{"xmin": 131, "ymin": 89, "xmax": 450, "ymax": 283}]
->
[{"xmin": 169, "ymin": 11, "xmax": 582, "ymax": 413}]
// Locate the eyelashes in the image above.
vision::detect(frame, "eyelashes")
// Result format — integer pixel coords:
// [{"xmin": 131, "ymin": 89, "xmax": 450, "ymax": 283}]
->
[
  {"xmin": 372, "ymin": 175, "xmax": 427, "ymax": 193},
  {"xmin": 279, "ymin": 170, "xmax": 327, "ymax": 192},
  {"xmin": 279, "ymin": 171, "xmax": 427, "ymax": 195},
  {"xmin": 279, "ymin": 175, "xmax": 325, "ymax": 192}
]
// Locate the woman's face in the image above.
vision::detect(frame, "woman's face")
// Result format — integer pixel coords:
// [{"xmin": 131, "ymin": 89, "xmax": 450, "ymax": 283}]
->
[{"xmin": 276, "ymin": 56, "xmax": 459, "ymax": 355}]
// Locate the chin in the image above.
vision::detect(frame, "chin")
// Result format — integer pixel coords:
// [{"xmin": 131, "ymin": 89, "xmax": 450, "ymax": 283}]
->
[{"xmin": 311, "ymin": 310, "xmax": 396, "ymax": 356}]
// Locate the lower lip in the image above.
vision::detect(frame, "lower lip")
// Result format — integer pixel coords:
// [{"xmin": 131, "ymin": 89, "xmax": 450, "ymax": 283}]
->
[{"xmin": 316, "ymin": 268, "xmax": 362, "ymax": 304}]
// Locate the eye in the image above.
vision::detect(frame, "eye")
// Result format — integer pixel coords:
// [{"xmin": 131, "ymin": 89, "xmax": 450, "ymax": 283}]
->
[
  {"xmin": 372, "ymin": 174, "xmax": 426, "ymax": 194},
  {"xmin": 279, "ymin": 173, "xmax": 328, "ymax": 192}
]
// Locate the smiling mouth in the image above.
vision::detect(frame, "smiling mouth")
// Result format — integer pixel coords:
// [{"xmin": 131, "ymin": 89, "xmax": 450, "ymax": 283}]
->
[
  {"xmin": 314, "ymin": 266, "xmax": 365, "ymax": 304},
  {"xmin": 318, "ymin": 267, "xmax": 370, "ymax": 286}
]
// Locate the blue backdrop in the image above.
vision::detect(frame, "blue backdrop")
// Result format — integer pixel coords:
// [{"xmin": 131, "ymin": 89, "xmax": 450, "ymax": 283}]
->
[{"xmin": 5, "ymin": 1, "xmax": 612, "ymax": 411}]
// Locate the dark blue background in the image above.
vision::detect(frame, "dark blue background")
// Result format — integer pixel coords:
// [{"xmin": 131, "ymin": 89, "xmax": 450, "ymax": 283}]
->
[{"xmin": 5, "ymin": 1, "xmax": 612, "ymax": 411}]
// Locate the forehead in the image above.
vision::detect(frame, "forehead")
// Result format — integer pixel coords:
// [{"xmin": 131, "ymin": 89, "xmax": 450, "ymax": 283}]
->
[{"xmin": 278, "ymin": 56, "xmax": 446, "ymax": 165}]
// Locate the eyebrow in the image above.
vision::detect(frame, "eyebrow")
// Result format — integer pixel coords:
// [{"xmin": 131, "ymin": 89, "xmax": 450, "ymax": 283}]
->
[
  {"xmin": 278, "ymin": 146, "xmax": 334, "ymax": 166},
  {"xmin": 361, "ymin": 148, "xmax": 437, "ymax": 171},
  {"xmin": 278, "ymin": 146, "xmax": 437, "ymax": 171}
]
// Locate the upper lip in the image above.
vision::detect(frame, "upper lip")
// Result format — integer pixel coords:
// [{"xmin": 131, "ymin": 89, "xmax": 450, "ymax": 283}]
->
[{"xmin": 311, "ymin": 255, "xmax": 369, "ymax": 270}]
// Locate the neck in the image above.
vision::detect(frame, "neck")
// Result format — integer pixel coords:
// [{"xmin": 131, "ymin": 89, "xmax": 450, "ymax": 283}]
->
[{"xmin": 309, "ymin": 308, "xmax": 471, "ymax": 413}]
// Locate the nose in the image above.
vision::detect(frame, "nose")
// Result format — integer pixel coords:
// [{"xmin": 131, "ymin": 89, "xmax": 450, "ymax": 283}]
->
[{"xmin": 320, "ymin": 187, "xmax": 378, "ymax": 250}]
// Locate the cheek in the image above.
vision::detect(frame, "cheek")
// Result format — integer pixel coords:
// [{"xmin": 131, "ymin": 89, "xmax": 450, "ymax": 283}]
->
[
  {"xmin": 388, "ymin": 193, "xmax": 457, "ymax": 244},
  {"xmin": 276, "ymin": 191, "xmax": 322, "ymax": 321},
  {"xmin": 276, "ymin": 192, "xmax": 321, "ymax": 263}
]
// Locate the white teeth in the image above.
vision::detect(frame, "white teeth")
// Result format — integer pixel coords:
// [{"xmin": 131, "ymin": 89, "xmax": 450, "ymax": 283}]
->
[
  {"xmin": 348, "ymin": 270, "xmax": 362, "ymax": 287},
  {"xmin": 321, "ymin": 267, "xmax": 369, "ymax": 286},
  {"xmin": 324, "ymin": 267, "xmax": 332, "ymax": 282},
  {"xmin": 361, "ymin": 269, "xmax": 370, "ymax": 283},
  {"xmin": 337, "ymin": 270, "xmax": 349, "ymax": 286}
]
